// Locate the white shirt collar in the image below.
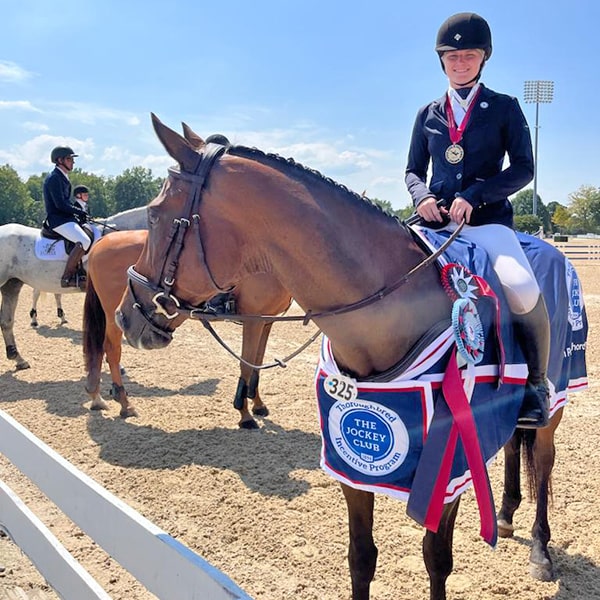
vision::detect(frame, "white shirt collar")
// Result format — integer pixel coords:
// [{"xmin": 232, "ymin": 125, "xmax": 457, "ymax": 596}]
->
[{"xmin": 447, "ymin": 83, "xmax": 481, "ymax": 125}]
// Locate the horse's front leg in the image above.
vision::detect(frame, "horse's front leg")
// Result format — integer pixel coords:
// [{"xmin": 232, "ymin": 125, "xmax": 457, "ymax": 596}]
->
[
  {"xmin": 1, "ymin": 279, "xmax": 30, "ymax": 370},
  {"xmin": 528, "ymin": 409, "xmax": 562, "ymax": 581},
  {"xmin": 248, "ymin": 322, "xmax": 273, "ymax": 418},
  {"xmin": 340, "ymin": 484, "xmax": 377, "ymax": 600},
  {"xmin": 235, "ymin": 322, "xmax": 271, "ymax": 429},
  {"xmin": 423, "ymin": 497, "xmax": 461, "ymax": 600},
  {"xmin": 497, "ymin": 430, "xmax": 522, "ymax": 537},
  {"xmin": 105, "ymin": 321, "xmax": 137, "ymax": 418}
]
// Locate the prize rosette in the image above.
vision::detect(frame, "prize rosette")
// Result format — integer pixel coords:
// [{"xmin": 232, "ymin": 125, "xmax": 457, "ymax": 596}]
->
[
  {"xmin": 451, "ymin": 298, "xmax": 485, "ymax": 365},
  {"xmin": 441, "ymin": 263, "xmax": 480, "ymax": 302}
]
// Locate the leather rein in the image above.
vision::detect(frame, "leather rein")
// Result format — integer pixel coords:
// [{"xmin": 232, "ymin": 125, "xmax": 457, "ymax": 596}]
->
[{"xmin": 126, "ymin": 144, "xmax": 464, "ymax": 369}]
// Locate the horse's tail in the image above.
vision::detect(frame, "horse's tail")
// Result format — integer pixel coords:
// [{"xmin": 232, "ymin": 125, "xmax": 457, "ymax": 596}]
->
[
  {"xmin": 521, "ymin": 429, "xmax": 553, "ymax": 504},
  {"xmin": 82, "ymin": 274, "xmax": 106, "ymax": 371}
]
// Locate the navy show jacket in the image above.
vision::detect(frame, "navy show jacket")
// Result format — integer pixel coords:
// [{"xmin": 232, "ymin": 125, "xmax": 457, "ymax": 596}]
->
[
  {"xmin": 405, "ymin": 84, "xmax": 534, "ymax": 228},
  {"xmin": 43, "ymin": 167, "xmax": 87, "ymax": 228}
]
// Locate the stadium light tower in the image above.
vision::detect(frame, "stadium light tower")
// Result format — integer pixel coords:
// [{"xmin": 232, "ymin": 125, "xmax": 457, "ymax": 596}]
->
[{"xmin": 523, "ymin": 80, "xmax": 554, "ymax": 217}]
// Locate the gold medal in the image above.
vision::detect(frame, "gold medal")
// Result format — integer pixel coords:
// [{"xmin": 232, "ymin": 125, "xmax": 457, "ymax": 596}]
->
[{"xmin": 445, "ymin": 143, "xmax": 464, "ymax": 164}]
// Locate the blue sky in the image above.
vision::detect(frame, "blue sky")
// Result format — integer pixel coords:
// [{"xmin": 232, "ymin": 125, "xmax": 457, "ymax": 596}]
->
[{"xmin": 1, "ymin": 0, "xmax": 598, "ymax": 210}]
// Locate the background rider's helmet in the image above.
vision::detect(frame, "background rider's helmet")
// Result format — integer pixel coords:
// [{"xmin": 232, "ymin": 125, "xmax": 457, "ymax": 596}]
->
[
  {"xmin": 73, "ymin": 185, "xmax": 89, "ymax": 196},
  {"xmin": 435, "ymin": 12, "xmax": 493, "ymax": 61},
  {"xmin": 50, "ymin": 146, "xmax": 78, "ymax": 164}
]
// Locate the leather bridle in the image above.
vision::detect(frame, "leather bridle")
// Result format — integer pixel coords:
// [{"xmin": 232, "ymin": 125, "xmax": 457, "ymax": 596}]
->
[{"xmin": 125, "ymin": 144, "xmax": 464, "ymax": 369}]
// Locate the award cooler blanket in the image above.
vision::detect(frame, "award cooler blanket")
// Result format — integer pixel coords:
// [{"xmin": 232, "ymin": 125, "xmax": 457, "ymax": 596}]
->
[{"xmin": 314, "ymin": 230, "xmax": 588, "ymax": 545}]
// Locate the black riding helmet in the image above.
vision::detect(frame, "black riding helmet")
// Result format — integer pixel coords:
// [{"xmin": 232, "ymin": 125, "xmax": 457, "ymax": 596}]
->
[
  {"xmin": 435, "ymin": 13, "xmax": 492, "ymax": 83},
  {"xmin": 51, "ymin": 146, "xmax": 78, "ymax": 164},
  {"xmin": 73, "ymin": 185, "xmax": 89, "ymax": 196}
]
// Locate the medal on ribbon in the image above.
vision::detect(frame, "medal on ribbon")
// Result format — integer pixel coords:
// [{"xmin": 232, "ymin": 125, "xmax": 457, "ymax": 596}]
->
[
  {"xmin": 445, "ymin": 88, "xmax": 481, "ymax": 164},
  {"xmin": 444, "ymin": 144, "xmax": 464, "ymax": 165}
]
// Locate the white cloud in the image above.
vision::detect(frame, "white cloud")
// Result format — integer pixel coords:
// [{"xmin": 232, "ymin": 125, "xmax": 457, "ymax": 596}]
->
[
  {"xmin": 0, "ymin": 60, "xmax": 33, "ymax": 83},
  {"xmin": 0, "ymin": 134, "xmax": 95, "ymax": 174},
  {"xmin": 46, "ymin": 101, "xmax": 141, "ymax": 126},
  {"xmin": 0, "ymin": 100, "xmax": 41, "ymax": 112},
  {"xmin": 101, "ymin": 146, "xmax": 172, "ymax": 176},
  {"xmin": 23, "ymin": 121, "xmax": 49, "ymax": 132}
]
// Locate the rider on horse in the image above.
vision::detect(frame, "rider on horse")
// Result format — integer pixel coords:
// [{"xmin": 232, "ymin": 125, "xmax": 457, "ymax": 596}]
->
[
  {"xmin": 43, "ymin": 147, "xmax": 91, "ymax": 290},
  {"xmin": 405, "ymin": 12, "xmax": 550, "ymax": 428}
]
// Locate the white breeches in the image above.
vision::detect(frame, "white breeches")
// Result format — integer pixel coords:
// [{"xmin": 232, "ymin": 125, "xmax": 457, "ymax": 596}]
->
[
  {"xmin": 53, "ymin": 222, "xmax": 92, "ymax": 251},
  {"xmin": 444, "ymin": 223, "xmax": 540, "ymax": 314}
]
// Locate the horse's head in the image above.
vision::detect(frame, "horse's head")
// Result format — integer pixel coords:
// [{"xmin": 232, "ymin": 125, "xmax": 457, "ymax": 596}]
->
[{"xmin": 116, "ymin": 114, "xmax": 238, "ymax": 350}]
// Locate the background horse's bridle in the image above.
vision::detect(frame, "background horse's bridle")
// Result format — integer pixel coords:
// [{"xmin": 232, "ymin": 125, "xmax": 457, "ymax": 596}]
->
[{"xmin": 126, "ymin": 144, "xmax": 464, "ymax": 369}]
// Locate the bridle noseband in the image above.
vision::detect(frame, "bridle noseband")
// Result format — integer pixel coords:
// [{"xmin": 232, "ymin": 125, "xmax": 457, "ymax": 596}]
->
[{"xmin": 125, "ymin": 142, "xmax": 231, "ymax": 337}]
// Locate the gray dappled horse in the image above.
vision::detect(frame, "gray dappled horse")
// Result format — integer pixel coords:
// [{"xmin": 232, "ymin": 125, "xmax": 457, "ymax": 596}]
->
[{"xmin": 0, "ymin": 206, "xmax": 147, "ymax": 370}]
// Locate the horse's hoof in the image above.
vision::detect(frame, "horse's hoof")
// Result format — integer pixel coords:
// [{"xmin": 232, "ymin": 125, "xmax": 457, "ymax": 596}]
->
[
  {"xmin": 252, "ymin": 406, "xmax": 269, "ymax": 418},
  {"xmin": 31, "ymin": 322, "xmax": 38, "ymax": 328},
  {"xmin": 530, "ymin": 561, "xmax": 554, "ymax": 582},
  {"xmin": 90, "ymin": 399, "xmax": 110, "ymax": 411},
  {"xmin": 16, "ymin": 361, "xmax": 31, "ymax": 371},
  {"xmin": 497, "ymin": 518, "xmax": 514, "ymax": 538},
  {"xmin": 120, "ymin": 408, "xmax": 139, "ymax": 419},
  {"xmin": 239, "ymin": 419, "xmax": 260, "ymax": 430}
]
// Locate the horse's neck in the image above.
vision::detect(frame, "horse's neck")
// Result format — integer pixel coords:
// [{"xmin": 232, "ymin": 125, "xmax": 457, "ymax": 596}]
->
[
  {"xmin": 218, "ymin": 176, "xmax": 449, "ymax": 378},
  {"xmin": 107, "ymin": 207, "xmax": 148, "ymax": 231}
]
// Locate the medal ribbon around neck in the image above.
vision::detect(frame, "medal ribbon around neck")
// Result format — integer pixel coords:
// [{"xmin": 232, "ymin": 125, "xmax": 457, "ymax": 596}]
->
[{"xmin": 445, "ymin": 87, "xmax": 481, "ymax": 147}]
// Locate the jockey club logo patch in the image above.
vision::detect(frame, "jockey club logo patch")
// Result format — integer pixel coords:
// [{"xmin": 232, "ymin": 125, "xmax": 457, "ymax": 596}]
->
[
  {"xmin": 327, "ymin": 397, "xmax": 410, "ymax": 477},
  {"xmin": 565, "ymin": 259, "xmax": 584, "ymax": 331}
]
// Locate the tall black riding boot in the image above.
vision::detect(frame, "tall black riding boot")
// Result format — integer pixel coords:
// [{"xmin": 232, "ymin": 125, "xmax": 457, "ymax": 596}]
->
[
  {"xmin": 513, "ymin": 295, "xmax": 551, "ymax": 429},
  {"xmin": 61, "ymin": 243, "xmax": 87, "ymax": 290}
]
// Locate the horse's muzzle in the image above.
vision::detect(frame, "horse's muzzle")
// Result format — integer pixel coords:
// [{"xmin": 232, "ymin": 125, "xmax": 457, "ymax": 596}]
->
[{"xmin": 115, "ymin": 301, "xmax": 173, "ymax": 350}]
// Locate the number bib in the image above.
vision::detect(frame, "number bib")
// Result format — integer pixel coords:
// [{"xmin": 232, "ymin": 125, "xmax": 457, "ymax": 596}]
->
[{"xmin": 324, "ymin": 373, "xmax": 358, "ymax": 402}]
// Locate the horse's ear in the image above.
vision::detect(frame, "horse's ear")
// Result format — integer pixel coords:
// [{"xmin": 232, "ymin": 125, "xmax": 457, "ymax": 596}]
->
[
  {"xmin": 151, "ymin": 113, "xmax": 201, "ymax": 173},
  {"xmin": 181, "ymin": 122, "xmax": 206, "ymax": 150}
]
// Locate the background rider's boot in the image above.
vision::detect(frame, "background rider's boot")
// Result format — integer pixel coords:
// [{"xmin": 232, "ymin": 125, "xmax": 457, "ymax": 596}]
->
[
  {"xmin": 61, "ymin": 243, "xmax": 86, "ymax": 288},
  {"xmin": 513, "ymin": 295, "xmax": 551, "ymax": 429}
]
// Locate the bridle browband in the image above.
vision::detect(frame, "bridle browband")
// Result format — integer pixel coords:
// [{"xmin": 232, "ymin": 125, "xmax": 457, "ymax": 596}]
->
[{"xmin": 125, "ymin": 143, "xmax": 464, "ymax": 369}]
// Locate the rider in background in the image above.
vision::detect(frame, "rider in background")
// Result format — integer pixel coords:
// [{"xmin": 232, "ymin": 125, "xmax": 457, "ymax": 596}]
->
[
  {"xmin": 43, "ymin": 147, "xmax": 90, "ymax": 290},
  {"xmin": 405, "ymin": 12, "xmax": 550, "ymax": 428},
  {"xmin": 72, "ymin": 184, "xmax": 91, "ymax": 218}
]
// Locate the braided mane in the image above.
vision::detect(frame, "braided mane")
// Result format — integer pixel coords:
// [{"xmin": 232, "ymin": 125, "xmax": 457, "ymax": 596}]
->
[{"xmin": 226, "ymin": 144, "xmax": 402, "ymax": 224}]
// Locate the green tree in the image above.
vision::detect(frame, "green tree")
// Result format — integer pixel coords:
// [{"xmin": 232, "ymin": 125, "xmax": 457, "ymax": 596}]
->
[
  {"xmin": 511, "ymin": 189, "xmax": 551, "ymax": 232},
  {"xmin": 0, "ymin": 164, "xmax": 37, "ymax": 225},
  {"xmin": 369, "ymin": 197, "xmax": 414, "ymax": 220},
  {"xmin": 567, "ymin": 185, "xmax": 600, "ymax": 234},
  {"xmin": 70, "ymin": 171, "xmax": 114, "ymax": 217},
  {"xmin": 113, "ymin": 167, "xmax": 163, "ymax": 213},
  {"xmin": 513, "ymin": 214, "xmax": 542, "ymax": 234},
  {"xmin": 26, "ymin": 173, "xmax": 45, "ymax": 203},
  {"xmin": 551, "ymin": 205, "xmax": 572, "ymax": 234}
]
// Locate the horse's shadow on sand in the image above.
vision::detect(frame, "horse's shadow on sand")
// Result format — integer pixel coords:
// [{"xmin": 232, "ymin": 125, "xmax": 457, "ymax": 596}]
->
[
  {"xmin": 86, "ymin": 414, "xmax": 321, "ymax": 500},
  {"xmin": 498, "ymin": 533, "xmax": 600, "ymax": 598},
  {"xmin": 0, "ymin": 371, "xmax": 321, "ymax": 500},
  {"xmin": 30, "ymin": 323, "xmax": 81, "ymax": 345},
  {"xmin": 0, "ymin": 371, "xmax": 219, "ymax": 419}
]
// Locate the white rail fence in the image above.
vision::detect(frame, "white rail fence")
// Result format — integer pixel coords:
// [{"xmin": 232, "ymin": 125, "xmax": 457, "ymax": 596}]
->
[
  {"xmin": 0, "ymin": 409, "xmax": 253, "ymax": 600},
  {"xmin": 553, "ymin": 244, "xmax": 600, "ymax": 261}
]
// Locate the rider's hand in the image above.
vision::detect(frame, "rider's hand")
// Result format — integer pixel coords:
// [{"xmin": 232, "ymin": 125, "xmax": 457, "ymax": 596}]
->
[
  {"xmin": 416, "ymin": 197, "xmax": 448, "ymax": 223},
  {"xmin": 448, "ymin": 197, "xmax": 473, "ymax": 224}
]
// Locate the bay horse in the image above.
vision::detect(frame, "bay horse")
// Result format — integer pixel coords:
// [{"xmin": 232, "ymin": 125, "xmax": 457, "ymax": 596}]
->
[
  {"xmin": 0, "ymin": 206, "xmax": 148, "ymax": 371},
  {"xmin": 115, "ymin": 114, "xmax": 586, "ymax": 598},
  {"xmin": 83, "ymin": 229, "xmax": 292, "ymax": 426}
]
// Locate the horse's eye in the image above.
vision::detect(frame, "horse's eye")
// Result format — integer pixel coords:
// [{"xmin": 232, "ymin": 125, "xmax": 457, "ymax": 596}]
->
[{"xmin": 147, "ymin": 208, "xmax": 160, "ymax": 227}]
